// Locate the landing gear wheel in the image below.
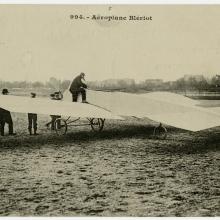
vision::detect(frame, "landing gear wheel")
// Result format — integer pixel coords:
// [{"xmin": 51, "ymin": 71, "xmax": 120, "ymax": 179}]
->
[
  {"xmin": 55, "ymin": 118, "xmax": 67, "ymax": 135},
  {"xmin": 90, "ymin": 118, "xmax": 105, "ymax": 132},
  {"xmin": 153, "ymin": 123, "xmax": 167, "ymax": 139}
]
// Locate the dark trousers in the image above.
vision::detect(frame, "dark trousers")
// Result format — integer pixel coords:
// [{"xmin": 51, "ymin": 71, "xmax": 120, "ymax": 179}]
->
[
  {"xmin": 0, "ymin": 112, "xmax": 13, "ymax": 136},
  {"xmin": 51, "ymin": 115, "xmax": 61, "ymax": 130},
  {"xmin": 28, "ymin": 113, "xmax": 37, "ymax": 131},
  {"xmin": 71, "ymin": 88, "xmax": 86, "ymax": 102}
]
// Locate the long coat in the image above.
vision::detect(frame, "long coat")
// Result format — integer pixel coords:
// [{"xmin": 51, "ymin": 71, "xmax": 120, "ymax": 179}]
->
[{"xmin": 69, "ymin": 75, "xmax": 87, "ymax": 93}]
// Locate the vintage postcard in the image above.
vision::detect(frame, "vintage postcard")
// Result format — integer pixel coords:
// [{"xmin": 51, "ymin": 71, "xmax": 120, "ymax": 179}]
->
[{"xmin": 0, "ymin": 4, "xmax": 219, "ymax": 217}]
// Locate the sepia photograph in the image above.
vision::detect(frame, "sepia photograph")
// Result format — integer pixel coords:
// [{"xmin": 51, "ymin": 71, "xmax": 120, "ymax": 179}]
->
[{"xmin": 0, "ymin": 4, "xmax": 220, "ymax": 217}]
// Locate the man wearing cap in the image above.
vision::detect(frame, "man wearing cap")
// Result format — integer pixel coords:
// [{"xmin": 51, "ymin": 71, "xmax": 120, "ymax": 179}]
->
[
  {"xmin": 0, "ymin": 89, "xmax": 16, "ymax": 136},
  {"xmin": 69, "ymin": 72, "xmax": 88, "ymax": 103},
  {"xmin": 27, "ymin": 92, "xmax": 38, "ymax": 135}
]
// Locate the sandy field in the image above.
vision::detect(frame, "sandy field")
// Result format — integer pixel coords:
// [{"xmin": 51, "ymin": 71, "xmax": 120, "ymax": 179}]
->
[{"xmin": 0, "ymin": 113, "xmax": 219, "ymax": 216}]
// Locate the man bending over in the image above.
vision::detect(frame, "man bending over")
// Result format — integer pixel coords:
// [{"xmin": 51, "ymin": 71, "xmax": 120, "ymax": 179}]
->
[{"xmin": 69, "ymin": 72, "xmax": 88, "ymax": 103}]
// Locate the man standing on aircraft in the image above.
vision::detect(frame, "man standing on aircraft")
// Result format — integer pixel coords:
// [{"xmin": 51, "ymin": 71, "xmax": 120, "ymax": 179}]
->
[
  {"xmin": 28, "ymin": 92, "xmax": 38, "ymax": 135},
  {"xmin": 0, "ymin": 89, "xmax": 16, "ymax": 136},
  {"xmin": 69, "ymin": 72, "xmax": 88, "ymax": 103}
]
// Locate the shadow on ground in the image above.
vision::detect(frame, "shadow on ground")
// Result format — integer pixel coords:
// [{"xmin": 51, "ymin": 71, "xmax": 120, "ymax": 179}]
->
[{"xmin": 1, "ymin": 124, "xmax": 220, "ymax": 155}]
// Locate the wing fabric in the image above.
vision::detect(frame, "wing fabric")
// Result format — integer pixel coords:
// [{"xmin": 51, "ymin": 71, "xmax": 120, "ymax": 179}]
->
[
  {"xmin": 82, "ymin": 90, "xmax": 220, "ymax": 132},
  {"xmin": 0, "ymin": 95, "xmax": 122, "ymax": 120}
]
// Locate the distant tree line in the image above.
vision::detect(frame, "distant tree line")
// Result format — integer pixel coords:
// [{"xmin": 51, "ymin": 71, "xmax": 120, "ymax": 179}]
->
[
  {"xmin": 1, "ymin": 75, "xmax": 220, "ymax": 93},
  {"xmin": 0, "ymin": 77, "xmax": 71, "ymax": 92},
  {"xmin": 89, "ymin": 75, "xmax": 220, "ymax": 92}
]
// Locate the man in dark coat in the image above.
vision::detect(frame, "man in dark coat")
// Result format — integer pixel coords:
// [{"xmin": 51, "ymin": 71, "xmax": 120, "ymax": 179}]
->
[
  {"xmin": 28, "ymin": 92, "xmax": 38, "ymax": 135},
  {"xmin": 0, "ymin": 89, "xmax": 15, "ymax": 136},
  {"xmin": 0, "ymin": 108, "xmax": 14, "ymax": 136},
  {"xmin": 69, "ymin": 72, "xmax": 88, "ymax": 103}
]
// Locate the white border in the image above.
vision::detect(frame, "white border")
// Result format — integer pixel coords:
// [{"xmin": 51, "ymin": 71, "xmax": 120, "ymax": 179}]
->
[
  {"xmin": 0, "ymin": 2, "xmax": 219, "ymax": 220},
  {"xmin": 1, "ymin": 0, "xmax": 220, "ymax": 4}
]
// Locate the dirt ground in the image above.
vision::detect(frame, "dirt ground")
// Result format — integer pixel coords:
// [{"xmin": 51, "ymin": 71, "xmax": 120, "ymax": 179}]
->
[{"xmin": 0, "ymin": 113, "xmax": 219, "ymax": 216}]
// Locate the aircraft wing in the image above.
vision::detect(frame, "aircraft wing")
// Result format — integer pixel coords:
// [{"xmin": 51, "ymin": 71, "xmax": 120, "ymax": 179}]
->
[
  {"xmin": 196, "ymin": 100, "xmax": 220, "ymax": 120},
  {"xmin": 64, "ymin": 90, "xmax": 220, "ymax": 132},
  {"xmin": 0, "ymin": 95, "xmax": 123, "ymax": 120}
]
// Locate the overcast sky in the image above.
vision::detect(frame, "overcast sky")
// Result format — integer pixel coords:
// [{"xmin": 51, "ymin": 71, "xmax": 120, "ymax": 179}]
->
[{"xmin": 0, "ymin": 5, "xmax": 220, "ymax": 82}]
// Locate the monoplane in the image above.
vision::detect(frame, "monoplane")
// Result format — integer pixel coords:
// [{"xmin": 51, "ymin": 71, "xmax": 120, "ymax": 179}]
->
[{"xmin": 1, "ymin": 90, "xmax": 220, "ymax": 138}]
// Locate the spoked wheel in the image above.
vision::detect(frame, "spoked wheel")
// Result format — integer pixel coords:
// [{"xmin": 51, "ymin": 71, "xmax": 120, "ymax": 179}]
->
[
  {"xmin": 90, "ymin": 118, "xmax": 105, "ymax": 132},
  {"xmin": 153, "ymin": 123, "xmax": 167, "ymax": 139},
  {"xmin": 55, "ymin": 118, "xmax": 67, "ymax": 135}
]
